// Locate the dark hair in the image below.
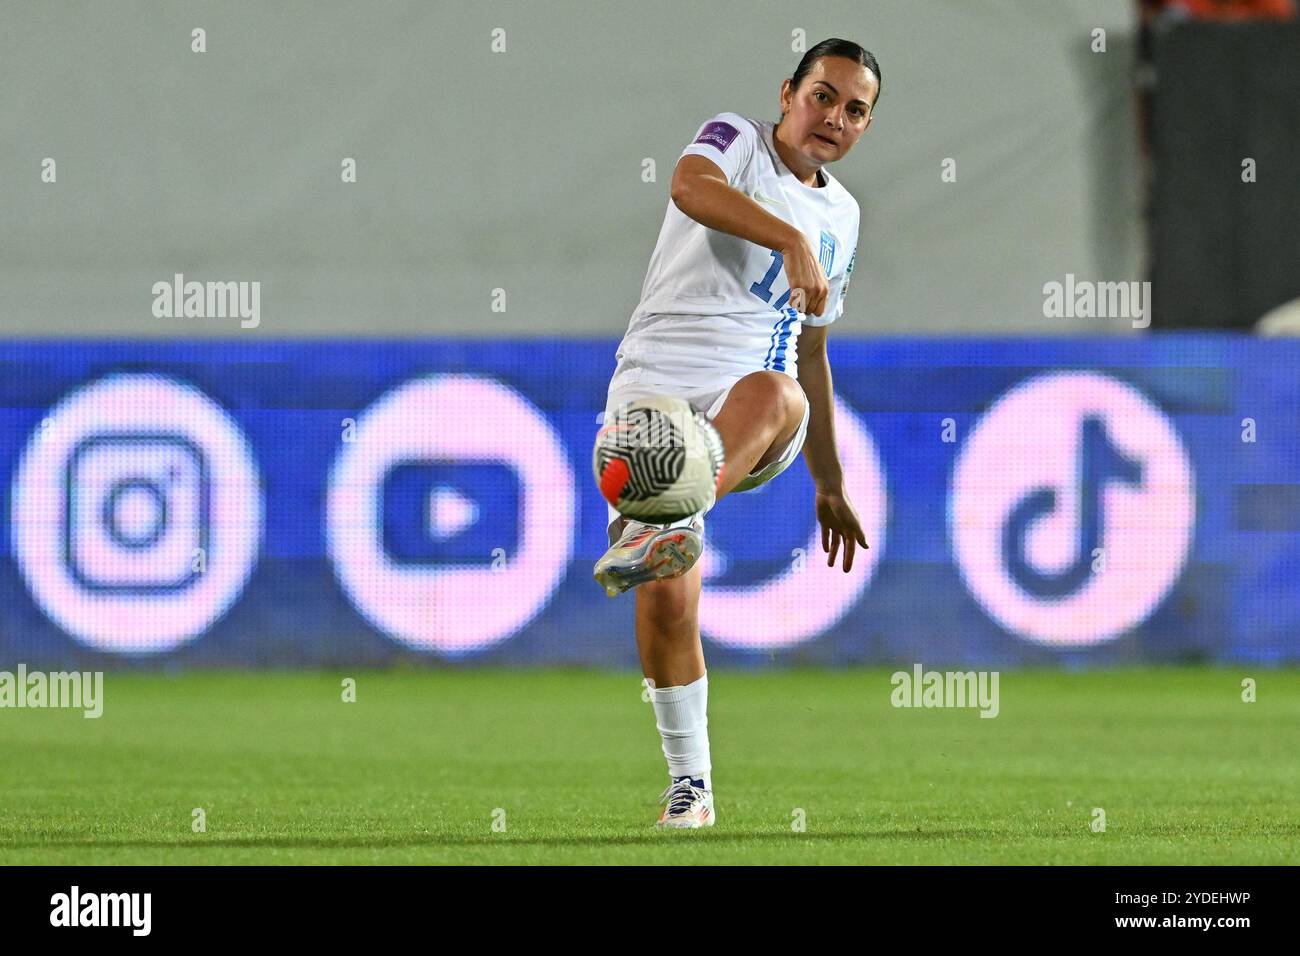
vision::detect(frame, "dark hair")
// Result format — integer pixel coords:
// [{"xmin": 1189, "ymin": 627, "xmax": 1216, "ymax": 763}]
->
[{"xmin": 790, "ymin": 38, "xmax": 881, "ymax": 108}]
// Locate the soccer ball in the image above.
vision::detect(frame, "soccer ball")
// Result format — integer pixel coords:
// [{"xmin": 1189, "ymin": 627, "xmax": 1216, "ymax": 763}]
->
[{"xmin": 594, "ymin": 395, "xmax": 726, "ymax": 523}]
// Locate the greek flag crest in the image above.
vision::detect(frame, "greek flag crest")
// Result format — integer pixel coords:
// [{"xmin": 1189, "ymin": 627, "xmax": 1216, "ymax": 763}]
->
[{"xmin": 819, "ymin": 231, "xmax": 837, "ymax": 278}]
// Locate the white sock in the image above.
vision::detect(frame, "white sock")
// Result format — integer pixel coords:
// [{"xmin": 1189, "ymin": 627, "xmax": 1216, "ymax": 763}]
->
[{"xmin": 650, "ymin": 671, "xmax": 712, "ymax": 789}]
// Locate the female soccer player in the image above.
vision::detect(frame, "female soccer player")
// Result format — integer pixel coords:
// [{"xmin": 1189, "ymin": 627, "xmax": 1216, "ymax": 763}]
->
[{"xmin": 594, "ymin": 39, "xmax": 878, "ymax": 828}]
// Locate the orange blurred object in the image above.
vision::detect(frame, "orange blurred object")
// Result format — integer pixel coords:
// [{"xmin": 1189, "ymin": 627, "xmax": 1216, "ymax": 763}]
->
[{"xmin": 1143, "ymin": 0, "xmax": 1297, "ymax": 21}]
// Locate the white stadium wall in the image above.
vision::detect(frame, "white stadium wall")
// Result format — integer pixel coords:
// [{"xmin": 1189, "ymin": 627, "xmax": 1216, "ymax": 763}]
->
[{"xmin": 1, "ymin": 0, "xmax": 1141, "ymax": 336}]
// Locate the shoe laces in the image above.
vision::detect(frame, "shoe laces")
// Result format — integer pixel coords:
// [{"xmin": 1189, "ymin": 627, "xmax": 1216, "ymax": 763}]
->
[{"xmin": 658, "ymin": 777, "xmax": 708, "ymax": 816}]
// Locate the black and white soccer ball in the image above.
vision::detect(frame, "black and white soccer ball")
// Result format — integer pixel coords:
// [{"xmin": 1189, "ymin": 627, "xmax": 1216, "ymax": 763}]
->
[{"xmin": 594, "ymin": 395, "xmax": 726, "ymax": 523}]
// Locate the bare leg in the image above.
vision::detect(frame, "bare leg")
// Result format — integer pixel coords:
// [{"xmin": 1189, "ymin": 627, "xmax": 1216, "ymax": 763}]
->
[
  {"xmin": 636, "ymin": 371, "xmax": 804, "ymax": 686},
  {"xmin": 637, "ymin": 560, "xmax": 704, "ymax": 688},
  {"xmin": 710, "ymin": 371, "xmax": 807, "ymax": 502}
]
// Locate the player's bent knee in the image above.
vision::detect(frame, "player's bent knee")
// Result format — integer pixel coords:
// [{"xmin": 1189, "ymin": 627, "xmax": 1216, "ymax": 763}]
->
[
  {"xmin": 733, "ymin": 371, "xmax": 791, "ymax": 423},
  {"xmin": 751, "ymin": 378, "xmax": 806, "ymax": 465},
  {"xmin": 777, "ymin": 376, "xmax": 807, "ymax": 427}
]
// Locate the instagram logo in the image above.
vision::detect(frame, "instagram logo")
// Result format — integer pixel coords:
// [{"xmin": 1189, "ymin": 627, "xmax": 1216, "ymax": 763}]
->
[
  {"xmin": 10, "ymin": 374, "xmax": 263, "ymax": 653},
  {"xmin": 64, "ymin": 435, "xmax": 209, "ymax": 592}
]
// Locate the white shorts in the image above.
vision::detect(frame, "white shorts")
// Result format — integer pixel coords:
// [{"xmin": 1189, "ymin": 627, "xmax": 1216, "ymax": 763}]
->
[{"xmin": 602, "ymin": 357, "xmax": 811, "ymax": 546}]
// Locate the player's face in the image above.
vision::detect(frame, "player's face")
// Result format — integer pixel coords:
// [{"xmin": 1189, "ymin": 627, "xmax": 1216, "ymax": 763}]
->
[{"xmin": 780, "ymin": 56, "xmax": 878, "ymax": 164}]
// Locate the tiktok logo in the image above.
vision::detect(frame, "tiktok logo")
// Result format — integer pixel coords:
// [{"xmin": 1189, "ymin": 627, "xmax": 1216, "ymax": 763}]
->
[
  {"xmin": 950, "ymin": 372, "xmax": 1196, "ymax": 647},
  {"xmin": 1003, "ymin": 416, "xmax": 1142, "ymax": 598}
]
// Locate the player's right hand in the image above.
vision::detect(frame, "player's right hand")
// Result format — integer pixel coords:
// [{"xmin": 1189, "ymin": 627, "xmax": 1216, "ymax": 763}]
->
[{"xmin": 779, "ymin": 235, "xmax": 830, "ymax": 317}]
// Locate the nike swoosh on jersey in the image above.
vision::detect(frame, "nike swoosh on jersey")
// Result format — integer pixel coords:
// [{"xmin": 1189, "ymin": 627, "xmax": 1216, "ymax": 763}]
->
[{"xmin": 751, "ymin": 188, "xmax": 790, "ymax": 209}]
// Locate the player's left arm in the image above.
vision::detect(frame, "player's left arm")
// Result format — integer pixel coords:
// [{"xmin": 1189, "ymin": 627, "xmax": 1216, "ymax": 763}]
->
[{"xmin": 797, "ymin": 323, "xmax": 869, "ymax": 572}]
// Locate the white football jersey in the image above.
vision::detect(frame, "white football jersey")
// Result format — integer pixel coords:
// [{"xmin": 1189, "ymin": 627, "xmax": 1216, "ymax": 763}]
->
[{"xmin": 613, "ymin": 111, "xmax": 861, "ymax": 384}]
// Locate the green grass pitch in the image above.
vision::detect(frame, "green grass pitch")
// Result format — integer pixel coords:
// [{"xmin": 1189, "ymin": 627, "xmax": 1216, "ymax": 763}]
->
[{"xmin": 1, "ymin": 668, "xmax": 1297, "ymax": 864}]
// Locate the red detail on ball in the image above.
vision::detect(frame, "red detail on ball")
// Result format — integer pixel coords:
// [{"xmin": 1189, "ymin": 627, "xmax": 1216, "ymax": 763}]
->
[
  {"xmin": 599, "ymin": 457, "xmax": 630, "ymax": 504},
  {"xmin": 715, "ymin": 462, "xmax": 725, "ymax": 493}
]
